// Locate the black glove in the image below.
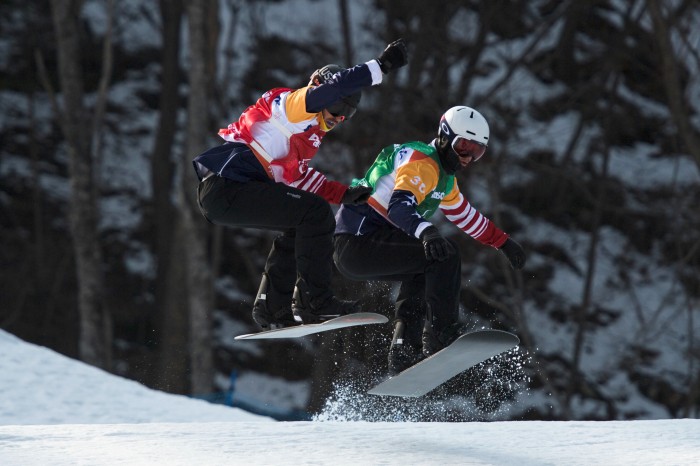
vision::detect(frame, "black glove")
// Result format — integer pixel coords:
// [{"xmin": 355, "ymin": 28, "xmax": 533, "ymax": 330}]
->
[
  {"xmin": 499, "ymin": 238, "xmax": 526, "ymax": 270},
  {"xmin": 377, "ymin": 39, "xmax": 408, "ymax": 74},
  {"xmin": 341, "ymin": 185, "xmax": 373, "ymax": 205},
  {"xmin": 420, "ymin": 226, "xmax": 455, "ymax": 262}
]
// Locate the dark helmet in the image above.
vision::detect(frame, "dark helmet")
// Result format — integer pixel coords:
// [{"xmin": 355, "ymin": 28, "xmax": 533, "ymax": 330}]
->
[
  {"xmin": 436, "ymin": 106, "xmax": 489, "ymax": 174},
  {"xmin": 309, "ymin": 64, "xmax": 361, "ymax": 119},
  {"xmin": 309, "ymin": 64, "xmax": 343, "ymax": 85}
]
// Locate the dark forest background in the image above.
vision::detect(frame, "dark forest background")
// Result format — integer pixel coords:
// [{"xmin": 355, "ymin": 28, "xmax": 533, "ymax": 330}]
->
[{"xmin": 1, "ymin": 0, "xmax": 699, "ymax": 421}]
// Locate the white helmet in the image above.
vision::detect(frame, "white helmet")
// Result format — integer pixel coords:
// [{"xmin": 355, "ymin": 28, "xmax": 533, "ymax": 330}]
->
[{"xmin": 438, "ymin": 106, "xmax": 489, "ymax": 162}]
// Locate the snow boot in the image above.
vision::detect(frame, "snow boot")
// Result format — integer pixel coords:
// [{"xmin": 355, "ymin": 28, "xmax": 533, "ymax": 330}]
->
[
  {"xmin": 251, "ymin": 273, "xmax": 296, "ymax": 330},
  {"xmin": 291, "ymin": 280, "xmax": 361, "ymax": 324},
  {"xmin": 387, "ymin": 319, "xmax": 425, "ymax": 375},
  {"xmin": 422, "ymin": 322, "xmax": 468, "ymax": 357}
]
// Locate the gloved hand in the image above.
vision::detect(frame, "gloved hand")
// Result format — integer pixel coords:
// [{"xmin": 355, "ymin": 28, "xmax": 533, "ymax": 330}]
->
[
  {"xmin": 377, "ymin": 39, "xmax": 408, "ymax": 74},
  {"xmin": 420, "ymin": 226, "xmax": 455, "ymax": 262},
  {"xmin": 341, "ymin": 185, "xmax": 373, "ymax": 205},
  {"xmin": 499, "ymin": 238, "xmax": 526, "ymax": 270}
]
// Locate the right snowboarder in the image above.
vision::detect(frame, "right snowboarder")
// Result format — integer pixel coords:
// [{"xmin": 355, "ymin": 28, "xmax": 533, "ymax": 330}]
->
[{"xmin": 333, "ymin": 106, "xmax": 526, "ymax": 375}]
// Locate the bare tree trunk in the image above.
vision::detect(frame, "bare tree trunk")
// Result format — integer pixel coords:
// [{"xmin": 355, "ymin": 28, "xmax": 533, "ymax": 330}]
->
[
  {"xmin": 28, "ymin": 92, "xmax": 44, "ymax": 276},
  {"xmin": 565, "ymin": 143, "xmax": 610, "ymax": 415},
  {"xmin": 564, "ymin": 69, "xmax": 617, "ymax": 413},
  {"xmin": 91, "ymin": 0, "xmax": 114, "ymax": 191},
  {"xmin": 154, "ymin": 222, "xmax": 189, "ymax": 393},
  {"xmin": 152, "ymin": 0, "xmax": 182, "ymax": 278},
  {"xmin": 338, "ymin": 0, "xmax": 353, "ymax": 66},
  {"xmin": 150, "ymin": 0, "xmax": 190, "ymax": 393},
  {"xmin": 50, "ymin": 0, "xmax": 111, "ymax": 368},
  {"xmin": 182, "ymin": 0, "xmax": 216, "ymax": 395},
  {"xmin": 647, "ymin": 0, "xmax": 700, "ymax": 173}
]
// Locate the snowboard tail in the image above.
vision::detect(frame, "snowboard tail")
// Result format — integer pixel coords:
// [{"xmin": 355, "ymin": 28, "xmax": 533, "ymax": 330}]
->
[{"xmin": 368, "ymin": 329, "xmax": 519, "ymax": 397}]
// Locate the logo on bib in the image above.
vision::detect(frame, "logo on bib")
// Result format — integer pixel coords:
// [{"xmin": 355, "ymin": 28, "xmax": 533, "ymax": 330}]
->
[
  {"xmin": 298, "ymin": 159, "xmax": 309, "ymax": 174},
  {"xmin": 309, "ymin": 134, "xmax": 321, "ymax": 148}
]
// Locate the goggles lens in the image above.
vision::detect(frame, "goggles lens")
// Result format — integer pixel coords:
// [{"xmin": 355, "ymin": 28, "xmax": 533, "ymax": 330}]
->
[
  {"xmin": 452, "ymin": 137, "xmax": 487, "ymax": 161},
  {"xmin": 327, "ymin": 100, "xmax": 357, "ymax": 119}
]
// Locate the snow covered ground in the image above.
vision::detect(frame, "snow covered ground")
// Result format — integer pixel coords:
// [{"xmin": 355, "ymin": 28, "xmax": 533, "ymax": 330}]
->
[{"xmin": 1, "ymin": 329, "xmax": 698, "ymax": 465}]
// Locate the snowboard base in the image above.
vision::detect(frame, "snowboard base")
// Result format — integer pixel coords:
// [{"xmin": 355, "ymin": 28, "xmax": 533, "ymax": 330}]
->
[{"xmin": 368, "ymin": 329, "xmax": 519, "ymax": 397}]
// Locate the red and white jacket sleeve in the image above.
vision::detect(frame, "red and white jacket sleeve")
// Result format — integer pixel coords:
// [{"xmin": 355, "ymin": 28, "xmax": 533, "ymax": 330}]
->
[
  {"xmin": 289, "ymin": 167, "xmax": 347, "ymax": 204},
  {"xmin": 440, "ymin": 187, "xmax": 508, "ymax": 248}
]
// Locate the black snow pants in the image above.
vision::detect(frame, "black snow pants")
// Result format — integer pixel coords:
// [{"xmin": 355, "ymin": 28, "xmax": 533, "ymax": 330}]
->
[
  {"xmin": 333, "ymin": 226, "xmax": 461, "ymax": 346},
  {"xmin": 197, "ymin": 175, "xmax": 336, "ymax": 303}
]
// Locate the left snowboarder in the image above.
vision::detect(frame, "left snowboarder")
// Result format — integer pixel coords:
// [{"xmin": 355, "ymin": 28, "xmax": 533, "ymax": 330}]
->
[{"xmin": 192, "ymin": 40, "xmax": 409, "ymax": 329}]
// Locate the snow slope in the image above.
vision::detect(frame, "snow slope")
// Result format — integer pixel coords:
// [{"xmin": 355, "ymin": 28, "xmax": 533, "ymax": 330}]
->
[
  {"xmin": 1, "ymin": 330, "xmax": 698, "ymax": 465},
  {"xmin": 0, "ymin": 330, "xmax": 263, "ymax": 425}
]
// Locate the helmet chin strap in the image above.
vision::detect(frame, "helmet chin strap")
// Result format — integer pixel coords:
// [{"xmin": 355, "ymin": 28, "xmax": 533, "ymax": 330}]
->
[{"xmin": 436, "ymin": 137, "xmax": 461, "ymax": 175}]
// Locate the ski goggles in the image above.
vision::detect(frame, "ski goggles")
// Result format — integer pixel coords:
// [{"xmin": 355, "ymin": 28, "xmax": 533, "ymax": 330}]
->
[
  {"xmin": 326, "ymin": 99, "xmax": 357, "ymax": 120},
  {"xmin": 452, "ymin": 136, "xmax": 487, "ymax": 162}
]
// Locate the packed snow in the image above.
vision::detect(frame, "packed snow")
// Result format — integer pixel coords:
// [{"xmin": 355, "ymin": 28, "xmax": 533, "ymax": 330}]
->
[{"xmin": 1, "ymin": 330, "xmax": 698, "ymax": 465}]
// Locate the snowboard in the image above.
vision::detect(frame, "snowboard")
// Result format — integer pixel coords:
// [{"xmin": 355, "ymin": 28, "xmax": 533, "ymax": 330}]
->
[
  {"xmin": 368, "ymin": 329, "xmax": 519, "ymax": 397},
  {"xmin": 234, "ymin": 312, "xmax": 388, "ymax": 340}
]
